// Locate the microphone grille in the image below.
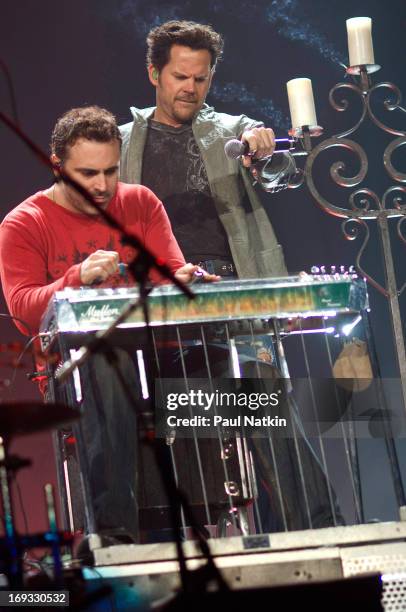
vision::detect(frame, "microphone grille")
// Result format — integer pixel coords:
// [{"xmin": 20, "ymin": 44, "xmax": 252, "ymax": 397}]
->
[{"xmin": 224, "ymin": 138, "xmax": 244, "ymax": 159}]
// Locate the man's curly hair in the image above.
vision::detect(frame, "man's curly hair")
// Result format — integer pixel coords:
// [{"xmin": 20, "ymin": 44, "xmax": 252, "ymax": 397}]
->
[{"xmin": 51, "ymin": 105, "xmax": 121, "ymax": 162}]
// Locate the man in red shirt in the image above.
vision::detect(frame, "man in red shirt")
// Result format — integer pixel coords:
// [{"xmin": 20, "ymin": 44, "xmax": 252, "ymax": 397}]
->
[
  {"xmin": 0, "ymin": 105, "xmax": 217, "ymax": 543},
  {"xmin": 0, "ymin": 105, "xmax": 215, "ymax": 335}
]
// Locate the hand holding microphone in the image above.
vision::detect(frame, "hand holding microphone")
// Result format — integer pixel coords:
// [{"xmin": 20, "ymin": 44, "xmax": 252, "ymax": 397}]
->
[
  {"xmin": 224, "ymin": 127, "xmax": 297, "ymax": 193},
  {"xmin": 240, "ymin": 127, "xmax": 276, "ymax": 167},
  {"xmin": 224, "ymin": 127, "xmax": 295, "ymax": 167}
]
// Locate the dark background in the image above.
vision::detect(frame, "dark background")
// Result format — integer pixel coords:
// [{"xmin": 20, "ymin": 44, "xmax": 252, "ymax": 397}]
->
[{"xmin": 0, "ymin": 0, "xmax": 405, "ymax": 534}]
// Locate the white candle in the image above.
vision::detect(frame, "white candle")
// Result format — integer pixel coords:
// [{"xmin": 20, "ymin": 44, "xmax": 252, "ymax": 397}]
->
[
  {"xmin": 286, "ymin": 78, "xmax": 317, "ymax": 129},
  {"xmin": 346, "ymin": 17, "xmax": 375, "ymax": 66}
]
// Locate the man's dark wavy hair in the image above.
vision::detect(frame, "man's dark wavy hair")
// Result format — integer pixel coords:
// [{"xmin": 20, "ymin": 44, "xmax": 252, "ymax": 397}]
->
[
  {"xmin": 146, "ymin": 20, "xmax": 224, "ymax": 71},
  {"xmin": 51, "ymin": 105, "xmax": 122, "ymax": 162}
]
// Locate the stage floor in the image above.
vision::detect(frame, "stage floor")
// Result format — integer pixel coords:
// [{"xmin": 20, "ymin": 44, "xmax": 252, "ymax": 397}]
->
[{"xmin": 78, "ymin": 521, "xmax": 406, "ymax": 610}]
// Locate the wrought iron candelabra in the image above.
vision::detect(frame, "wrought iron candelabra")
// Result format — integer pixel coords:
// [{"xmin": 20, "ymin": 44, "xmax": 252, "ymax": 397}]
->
[{"xmin": 290, "ymin": 64, "xmax": 406, "ymax": 408}]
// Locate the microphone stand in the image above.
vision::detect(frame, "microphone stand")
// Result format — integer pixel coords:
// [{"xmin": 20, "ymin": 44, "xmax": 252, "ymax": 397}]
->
[{"xmin": 0, "ymin": 109, "xmax": 228, "ymax": 595}]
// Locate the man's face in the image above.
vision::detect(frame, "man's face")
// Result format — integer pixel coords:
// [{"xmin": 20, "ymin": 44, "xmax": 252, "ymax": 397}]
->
[
  {"xmin": 149, "ymin": 45, "xmax": 213, "ymax": 127},
  {"xmin": 55, "ymin": 138, "xmax": 120, "ymax": 215}
]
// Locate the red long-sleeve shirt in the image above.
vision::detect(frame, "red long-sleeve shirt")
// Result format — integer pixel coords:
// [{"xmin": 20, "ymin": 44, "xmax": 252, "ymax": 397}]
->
[{"xmin": 0, "ymin": 182, "xmax": 185, "ymax": 334}]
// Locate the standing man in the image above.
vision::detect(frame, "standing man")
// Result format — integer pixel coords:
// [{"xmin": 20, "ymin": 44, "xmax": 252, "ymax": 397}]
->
[
  {"xmin": 120, "ymin": 20, "xmax": 292, "ymax": 282},
  {"xmin": 119, "ymin": 21, "xmax": 342, "ymax": 534}
]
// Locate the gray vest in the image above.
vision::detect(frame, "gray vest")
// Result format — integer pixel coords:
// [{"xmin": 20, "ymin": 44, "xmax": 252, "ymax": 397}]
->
[{"xmin": 120, "ymin": 105, "xmax": 287, "ymax": 278}]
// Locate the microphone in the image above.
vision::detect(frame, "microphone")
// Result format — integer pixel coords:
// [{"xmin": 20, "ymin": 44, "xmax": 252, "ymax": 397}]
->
[
  {"xmin": 224, "ymin": 137, "xmax": 295, "ymax": 160},
  {"xmin": 224, "ymin": 138, "xmax": 298, "ymax": 193}
]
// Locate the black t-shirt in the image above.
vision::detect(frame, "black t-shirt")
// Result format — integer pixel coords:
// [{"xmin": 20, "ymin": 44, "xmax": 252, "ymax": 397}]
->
[{"xmin": 141, "ymin": 119, "xmax": 234, "ymax": 264}]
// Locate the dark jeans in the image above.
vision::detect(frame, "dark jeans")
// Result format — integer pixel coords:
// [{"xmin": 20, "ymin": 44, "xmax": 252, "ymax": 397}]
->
[
  {"xmin": 78, "ymin": 350, "xmax": 139, "ymax": 539},
  {"xmin": 157, "ymin": 343, "xmax": 342, "ymax": 533}
]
